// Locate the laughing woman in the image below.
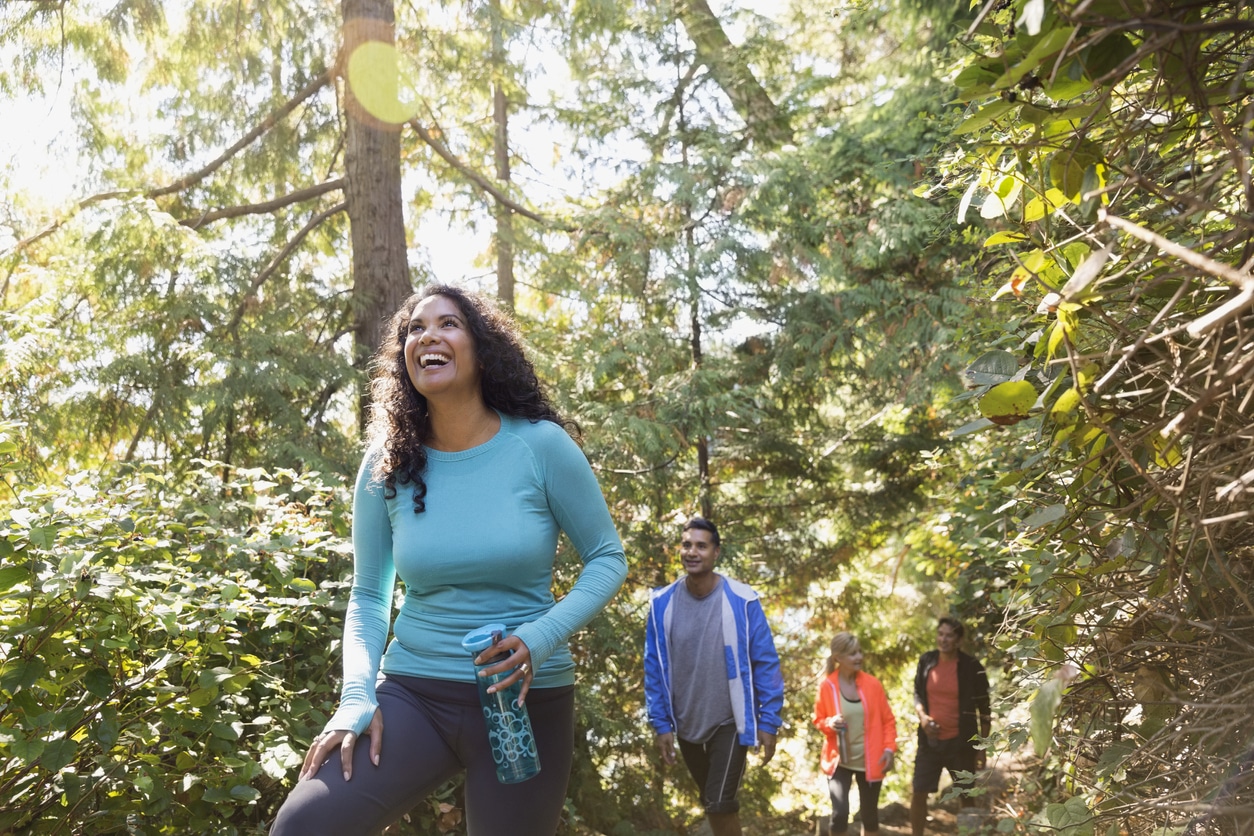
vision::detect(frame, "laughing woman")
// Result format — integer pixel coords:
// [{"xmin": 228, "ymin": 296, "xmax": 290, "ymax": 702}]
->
[
  {"xmin": 271, "ymin": 285, "xmax": 627, "ymax": 836},
  {"xmin": 813, "ymin": 632, "xmax": 898, "ymax": 836}
]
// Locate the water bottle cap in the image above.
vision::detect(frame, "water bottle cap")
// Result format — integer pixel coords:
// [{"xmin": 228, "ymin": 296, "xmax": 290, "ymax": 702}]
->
[{"xmin": 462, "ymin": 623, "xmax": 507, "ymax": 654}]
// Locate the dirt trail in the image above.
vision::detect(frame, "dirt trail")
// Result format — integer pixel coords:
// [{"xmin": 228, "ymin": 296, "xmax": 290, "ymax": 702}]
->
[{"xmin": 750, "ymin": 746, "xmax": 1036, "ymax": 836}]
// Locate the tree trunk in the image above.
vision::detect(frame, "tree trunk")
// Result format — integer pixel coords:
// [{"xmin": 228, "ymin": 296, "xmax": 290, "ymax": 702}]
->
[
  {"xmin": 342, "ymin": 0, "xmax": 412, "ymax": 427},
  {"xmin": 490, "ymin": 0, "xmax": 516, "ymax": 310},
  {"xmin": 688, "ymin": 228, "xmax": 712, "ymax": 521},
  {"xmin": 676, "ymin": 0, "xmax": 791, "ymax": 147}
]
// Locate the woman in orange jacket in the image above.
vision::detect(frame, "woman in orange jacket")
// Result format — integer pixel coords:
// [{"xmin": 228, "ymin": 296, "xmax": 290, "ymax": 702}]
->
[{"xmin": 813, "ymin": 632, "xmax": 898, "ymax": 836}]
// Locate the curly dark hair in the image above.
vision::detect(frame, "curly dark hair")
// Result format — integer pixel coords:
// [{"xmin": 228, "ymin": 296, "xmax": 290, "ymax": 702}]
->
[{"xmin": 365, "ymin": 284, "xmax": 572, "ymax": 513}]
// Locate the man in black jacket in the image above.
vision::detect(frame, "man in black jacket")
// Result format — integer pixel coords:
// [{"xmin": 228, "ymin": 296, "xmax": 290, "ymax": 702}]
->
[{"xmin": 910, "ymin": 617, "xmax": 991, "ymax": 836}]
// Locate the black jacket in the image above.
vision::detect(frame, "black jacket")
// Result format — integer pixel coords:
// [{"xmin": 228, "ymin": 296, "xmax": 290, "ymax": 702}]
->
[{"xmin": 913, "ymin": 649, "xmax": 990, "ymax": 751}]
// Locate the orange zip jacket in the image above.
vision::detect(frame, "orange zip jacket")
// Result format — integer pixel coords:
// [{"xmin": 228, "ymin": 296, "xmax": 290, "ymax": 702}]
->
[{"xmin": 813, "ymin": 670, "xmax": 898, "ymax": 782}]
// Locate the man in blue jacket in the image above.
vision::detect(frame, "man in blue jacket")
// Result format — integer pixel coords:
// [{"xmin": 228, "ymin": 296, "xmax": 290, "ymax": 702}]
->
[{"xmin": 644, "ymin": 516, "xmax": 784, "ymax": 836}]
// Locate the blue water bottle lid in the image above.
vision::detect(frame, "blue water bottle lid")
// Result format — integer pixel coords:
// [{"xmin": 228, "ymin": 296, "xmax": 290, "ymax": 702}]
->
[{"xmin": 461, "ymin": 623, "xmax": 507, "ymax": 654}]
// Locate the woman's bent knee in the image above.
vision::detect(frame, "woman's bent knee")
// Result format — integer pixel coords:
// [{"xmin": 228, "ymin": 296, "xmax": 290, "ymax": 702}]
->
[{"xmin": 270, "ymin": 781, "xmax": 349, "ymax": 836}]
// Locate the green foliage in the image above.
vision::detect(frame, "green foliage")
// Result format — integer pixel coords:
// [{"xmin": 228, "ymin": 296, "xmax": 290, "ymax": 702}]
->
[
  {"xmin": 0, "ymin": 450, "xmax": 351, "ymax": 834},
  {"xmin": 2, "ymin": 0, "xmax": 1033, "ymax": 831},
  {"xmin": 1, "ymin": 198, "xmax": 359, "ymax": 478},
  {"xmin": 933, "ymin": 0, "xmax": 1254, "ymax": 831}
]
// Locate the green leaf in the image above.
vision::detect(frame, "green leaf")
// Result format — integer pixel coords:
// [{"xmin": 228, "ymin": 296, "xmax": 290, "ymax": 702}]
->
[
  {"xmin": 1050, "ymin": 388, "xmax": 1083, "ymax": 420},
  {"xmin": 10, "ymin": 735, "xmax": 47, "ymax": 765},
  {"xmin": 40, "ymin": 737, "xmax": 78, "ymax": 772},
  {"xmin": 964, "ymin": 350, "xmax": 1019, "ymax": 386},
  {"xmin": 1, "ymin": 657, "xmax": 48, "ymax": 692},
  {"xmin": 0, "ymin": 565, "xmax": 28, "ymax": 592},
  {"xmin": 1045, "ymin": 796, "xmax": 1093, "ymax": 834},
  {"xmin": 980, "ymin": 176, "xmax": 1023, "ymax": 218},
  {"xmin": 189, "ymin": 686, "xmax": 220, "ymax": 708},
  {"xmin": 1081, "ymin": 32, "xmax": 1137, "ymax": 79},
  {"xmin": 978, "ymin": 380, "xmax": 1037, "ymax": 425},
  {"xmin": 93, "ymin": 713, "xmax": 120, "ymax": 747},
  {"xmin": 994, "ymin": 26, "xmax": 1076, "ymax": 90},
  {"xmin": 950, "ymin": 418, "xmax": 996, "ymax": 438},
  {"xmin": 1021, "ymin": 504, "xmax": 1066, "ymax": 529},
  {"xmin": 983, "ymin": 230, "xmax": 1028, "ymax": 247},
  {"xmin": 83, "ymin": 667, "xmax": 114, "ymax": 698},
  {"xmin": 954, "ymin": 100, "xmax": 1016, "ymax": 135},
  {"xmin": 29, "ymin": 525, "xmax": 59, "ymax": 549},
  {"xmin": 211, "ymin": 721, "xmax": 241, "ymax": 740},
  {"xmin": 953, "ymin": 62, "xmax": 1001, "ymax": 91}
]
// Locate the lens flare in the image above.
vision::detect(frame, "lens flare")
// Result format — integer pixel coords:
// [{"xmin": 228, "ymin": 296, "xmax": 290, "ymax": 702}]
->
[{"xmin": 346, "ymin": 41, "xmax": 420, "ymax": 125}]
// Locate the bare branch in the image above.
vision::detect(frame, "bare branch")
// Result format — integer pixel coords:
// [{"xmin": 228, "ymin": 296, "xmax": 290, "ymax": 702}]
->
[{"xmin": 1098, "ymin": 212, "xmax": 1254, "ymax": 291}]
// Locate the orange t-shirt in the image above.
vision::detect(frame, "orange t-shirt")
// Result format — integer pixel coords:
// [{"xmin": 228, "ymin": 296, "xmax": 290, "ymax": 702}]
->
[{"xmin": 927, "ymin": 658, "xmax": 960, "ymax": 740}]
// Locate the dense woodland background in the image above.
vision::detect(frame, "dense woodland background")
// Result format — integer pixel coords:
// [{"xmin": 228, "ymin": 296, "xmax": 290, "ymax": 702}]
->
[{"xmin": 2, "ymin": 0, "xmax": 1252, "ymax": 833}]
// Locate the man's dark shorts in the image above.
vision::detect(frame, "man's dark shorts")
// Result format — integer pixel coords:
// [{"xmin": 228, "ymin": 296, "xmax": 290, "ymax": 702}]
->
[
  {"xmin": 913, "ymin": 736, "xmax": 978, "ymax": 794},
  {"xmin": 677, "ymin": 722, "xmax": 747, "ymax": 815}
]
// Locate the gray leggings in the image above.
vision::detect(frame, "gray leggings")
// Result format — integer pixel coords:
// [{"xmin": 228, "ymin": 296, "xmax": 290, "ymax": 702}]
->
[{"xmin": 270, "ymin": 675, "xmax": 575, "ymax": 836}]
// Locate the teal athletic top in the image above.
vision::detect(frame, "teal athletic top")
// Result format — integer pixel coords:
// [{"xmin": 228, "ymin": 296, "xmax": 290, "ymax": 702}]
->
[{"xmin": 324, "ymin": 412, "xmax": 627, "ymax": 736}]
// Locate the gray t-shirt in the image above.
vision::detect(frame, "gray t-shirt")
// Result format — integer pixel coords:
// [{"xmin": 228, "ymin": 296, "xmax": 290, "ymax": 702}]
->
[{"xmin": 670, "ymin": 577, "xmax": 735, "ymax": 744}]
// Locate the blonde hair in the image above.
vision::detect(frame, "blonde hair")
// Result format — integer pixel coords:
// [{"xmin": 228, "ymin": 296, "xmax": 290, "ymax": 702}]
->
[{"xmin": 823, "ymin": 631, "xmax": 860, "ymax": 676}]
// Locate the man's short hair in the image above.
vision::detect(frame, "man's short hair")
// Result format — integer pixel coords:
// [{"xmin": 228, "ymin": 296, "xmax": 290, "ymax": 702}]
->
[
  {"xmin": 938, "ymin": 616, "xmax": 965, "ymax": 638},
  {"xmin": 682, "ymin": 515, "xmax": 720, "ymax": 548}
]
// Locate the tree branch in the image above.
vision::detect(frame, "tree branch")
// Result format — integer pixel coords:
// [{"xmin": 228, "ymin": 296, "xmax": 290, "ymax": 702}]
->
[
  {"xmin": 676, "ymin": 0, "xmax": 792, "ymax": 147},
  {"xmin": 5, "ymin": 70, "xmax": 333, "ymax": 257},
  {"xmin": 6, "ymin": 190, "xmax": 135, "ymax": 256},
  {"xmin": 1098, "ymin": 209, "xmax": 1254, "ymax": 337},
  {"xmin": 179, "ymin": 179, "xmax": 345, "ymax": 229},
  {"xmin": 148, "ymin": 69, "xmax": 334, "ymax": 198},
  {"xmin": 406, "ymin": 117, "xmax": 568, "ymax": 230},
  {"xmin": 226, "ymin": 200, "xmax": 348, "ymax": 332}
]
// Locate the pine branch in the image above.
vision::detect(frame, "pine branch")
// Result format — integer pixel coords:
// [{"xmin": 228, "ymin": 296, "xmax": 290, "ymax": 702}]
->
[
  {"xmin": 7, "ymin": 190, "xmax": 134, "ymax": 256},
  {"xmin": 148, "ymin": 69, "xmax": 334, "ymax": 198},
  {"xmin": 179, "ymin": 179, "xmax": 345, "ymax": 229},
  {"xmin": 226, "ymin": 200, "xmax": 348, "ymax": 332},
  {"xmin": 406, "ymin": 117, "xmax": 570, "ymax": 230},
  {"xmin": 5, "ymin": 70, "xmax": 334, "ymax": 256}
]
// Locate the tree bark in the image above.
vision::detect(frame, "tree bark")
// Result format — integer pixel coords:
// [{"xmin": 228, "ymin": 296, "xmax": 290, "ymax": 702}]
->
[
  {"xmin": 490, "ymin": 0, "xmax": 516, "ymax": 310},
  {"xmin": 342, "ymin": 0, "xmax": 412, "ymax": 425},
  {"xmin": 688, "ymin": 227, "xmax": 712, "ymax": 521},
  {"xmin": 676, "ymin": 0, "xmax": 791, "ymax": 147}
]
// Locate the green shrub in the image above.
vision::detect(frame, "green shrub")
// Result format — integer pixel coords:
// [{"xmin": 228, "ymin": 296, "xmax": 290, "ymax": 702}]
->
[{"xmin": 0, "ymin": 458, "xmax": 351, "ymax": 835}]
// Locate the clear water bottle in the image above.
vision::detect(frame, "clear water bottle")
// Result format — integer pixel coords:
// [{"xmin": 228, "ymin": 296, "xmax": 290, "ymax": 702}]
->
[{"xmin": 461, "ymin": 623, "xmax": 541, "ymax": 784}]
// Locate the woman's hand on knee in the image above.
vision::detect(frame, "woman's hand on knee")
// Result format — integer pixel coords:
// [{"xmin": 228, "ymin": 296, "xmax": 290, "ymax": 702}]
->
[{"xmin": 299, "ymin": 709, "xmax": 383, "ymax": 782}]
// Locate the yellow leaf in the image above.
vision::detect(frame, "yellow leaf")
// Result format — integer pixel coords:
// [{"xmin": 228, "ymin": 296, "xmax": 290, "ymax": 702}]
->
[
  {"xmin": 984, "ymin": 230, "xmax": 1028, "ymax": 247},
  {"xmin": 1023, "ymin": 196, "xmax": 1048, "ymax": 222},
  {"xmin": 979, "ymin": 380, "xmax": 1038, "ymax": 425},
  {"xmin": 1051, "ymin": 387, "xmax": 1082, "ymax": 418}
]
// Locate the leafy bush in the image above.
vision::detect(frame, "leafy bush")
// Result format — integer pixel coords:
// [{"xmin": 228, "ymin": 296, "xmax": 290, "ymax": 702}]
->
[{"xmin": 0, "ymin": 452, "xmax": 351, "ymax": 835}]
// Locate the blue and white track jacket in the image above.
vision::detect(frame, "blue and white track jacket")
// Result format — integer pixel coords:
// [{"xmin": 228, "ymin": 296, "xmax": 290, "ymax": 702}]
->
[{"xmin": 644, "ymin": 574, "xmax": 784, "ymax": 748}]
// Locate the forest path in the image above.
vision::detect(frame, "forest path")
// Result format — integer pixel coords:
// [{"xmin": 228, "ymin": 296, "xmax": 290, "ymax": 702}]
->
[{"xmin": 739, "ymin": 744, "xmax": 1037, "ymax": 836}]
